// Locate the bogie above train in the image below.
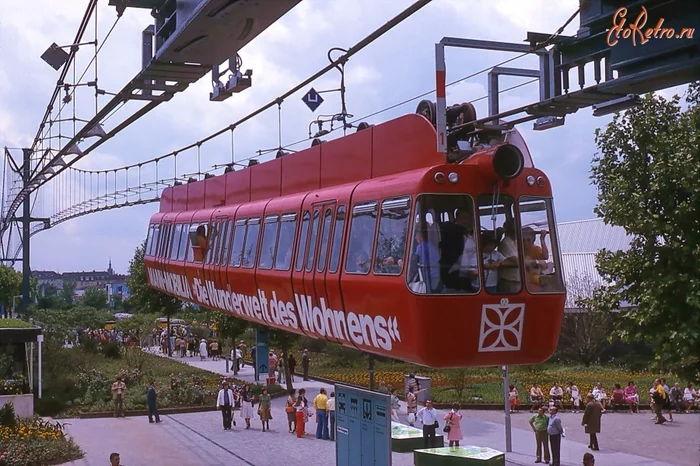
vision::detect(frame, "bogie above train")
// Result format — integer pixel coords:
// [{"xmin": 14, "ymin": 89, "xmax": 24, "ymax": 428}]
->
[{"xmin": 144, "ymin": 112, "xmax": 566, "ymax": 368}]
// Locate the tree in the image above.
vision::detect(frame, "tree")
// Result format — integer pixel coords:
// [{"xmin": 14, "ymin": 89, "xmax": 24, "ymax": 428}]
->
[
  {"xmin": 0, "ymin": 265, "xmax": 22, "ymax": 308},
  {"xmin": 61, "ymin": 281, "xmax": 76, "ymax": 305},
  {"xmin": 590, "ymin": 82, "xmax": 700, "ymax": 382},
  {"xmin": 556, "ymin": 273, "xmax": 614, "ymax": 366},
  {"xmin": 127, "ymin": 240, "xmax": 182, "ymax": 355},
  {"xmin": 83, "ymin": 286, "xmax": 109, "ymax": 310},
  {"xmin": 33, "ymin": 306, "xmax": 113, "ymax": 343},
  {"xmin": 269, "ymin": 327, "xmax": 301, "ymax": 390}
]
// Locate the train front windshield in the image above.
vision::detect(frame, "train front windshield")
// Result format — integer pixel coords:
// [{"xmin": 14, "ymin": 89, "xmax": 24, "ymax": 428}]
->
[{"xmin": 406, "ymin": 194, "xmax": 564, "ymax": 295}]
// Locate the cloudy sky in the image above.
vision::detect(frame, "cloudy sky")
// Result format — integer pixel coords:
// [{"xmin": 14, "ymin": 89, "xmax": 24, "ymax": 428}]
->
[{"xmin": 0, "ymin": 0, "xmax": 687, "ymax": 274}]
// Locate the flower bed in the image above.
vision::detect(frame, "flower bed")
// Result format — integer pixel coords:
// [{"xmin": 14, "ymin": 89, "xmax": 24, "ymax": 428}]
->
[
  {"xmin": 315, "ymin": 367, "xmax": 658, "ymax": 404},
  {"xmin": 0, "ymin": 380, "xmax": 26, "ymax": 397},
  {"xmin": 0, "ymin": 404, "xmax": 83, "ymax": 466},
  {"xmin": 38, "ymin": 346, "xmax": 284, "ymax": 417},
  {"xmin": 0, "ymin": 320, "xmax": 37, "ymax": 330}
]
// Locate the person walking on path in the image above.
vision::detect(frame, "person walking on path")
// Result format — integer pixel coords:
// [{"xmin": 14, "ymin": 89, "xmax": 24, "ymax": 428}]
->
[
  {"xmin": 295, "ymin": 388, "xmax": 309, "ymax": 437},
  {"xmin": 443, "ymin": 402, "xmax": 463, "ymax": 447},
  {"xmin": 199, "ymin": 339, "xmax": 208, "ymax": 361},
  {"xmin": 302, "ymin": 349, "xmax": 310, "ymax": 381},
  {"xmin": 529, "ymin": 406, "xmax": 550, "ymax": 464},
  {"xmin": 288, "ymin": 353, "xmax": 297, "ymax": 381},
  {"xmin": 239, "ymin": 384, "xmax": 255, "ymax": 429},
  {"xmin": 416, "ymin": 400, "xmax": 439, "ymax": 449},
  {"xmin": 314, "ymin": 388, "xmax": 329, "ymax": 439},
  {"xmin": 146, "ymin": 380, "xmax": 161, "ymax": 423},
  {"xmin": 583, "ymin": 452, "xmax": 595, "ymax": 466},
  {"xmin": 111, "ymin": 377, "xmax": 126, "ymax": 418},
  {"xmin": 216, "ymin": 381, "xmax": 235, "ymax": 430},
  {"xmin": 582, "ymin": 393, "xmax": 602, "ymax": 451},
  {"xmin": 327, "ymin": 391, "xmax": 336, "ymax": 441},
  {"xmin": 390, "ymin": 389, "xmax": 401, "ymax": 422},
  {"xmin": 285, "ymin": 389, "xmax": 297, "ymax": 433},
  {"xmin": 547, "ymin": 406, "xmax": 564, "ymax": 466},
  {"xmin": 258, "ymin": 387, "xmax": 272, "ymax": 432}
]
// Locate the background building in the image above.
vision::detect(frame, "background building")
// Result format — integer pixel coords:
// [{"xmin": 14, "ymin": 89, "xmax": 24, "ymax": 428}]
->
[{"xmin": 557, "ymin": 218, "xmax": 634, "ymax": 312}]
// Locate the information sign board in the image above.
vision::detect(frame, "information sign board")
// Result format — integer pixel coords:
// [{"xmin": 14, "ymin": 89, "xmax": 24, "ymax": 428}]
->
[{"xmin": 335, "ymin": 384, "xmax": 391, "ymax": 466}]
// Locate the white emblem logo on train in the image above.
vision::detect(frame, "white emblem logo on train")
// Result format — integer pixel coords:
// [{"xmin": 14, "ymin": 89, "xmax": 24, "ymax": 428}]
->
[
  {"xmin": 477, "ymin": 298, "xmax": 525, "ymax": 352},
  {"xmin": 147, "ymin": 268, "xmax": 401, "ymax": 351}
]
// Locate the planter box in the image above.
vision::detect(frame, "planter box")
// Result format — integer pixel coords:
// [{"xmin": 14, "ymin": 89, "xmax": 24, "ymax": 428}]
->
[
  {"xmin": 414, "ymin": 446, "xmax": 505, "ymax": 466},
  {"xmin": 391, "ymin": 422, "xmax": 444, "ymax": 453},
  {"xmin": 0, "ymin": 394, "xmax": 34, "ymax": 419}
]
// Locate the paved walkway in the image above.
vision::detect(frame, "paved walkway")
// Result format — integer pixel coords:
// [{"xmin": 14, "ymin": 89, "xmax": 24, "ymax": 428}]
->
[{"xmin": 62, "ymin": 348, "xmax": 688, "ymax": 466}]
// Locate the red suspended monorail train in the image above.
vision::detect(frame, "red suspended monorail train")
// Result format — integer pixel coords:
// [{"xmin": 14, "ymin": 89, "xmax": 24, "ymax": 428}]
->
[{"xmin": 144, "ymin": 102, "xmax": 566, "ymax": 368}]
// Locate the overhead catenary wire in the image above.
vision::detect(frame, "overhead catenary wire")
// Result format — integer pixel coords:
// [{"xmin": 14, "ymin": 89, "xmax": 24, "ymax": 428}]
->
[{"xmin": 12, "ymin": 1, "xmax": 580, "ymax": 239}]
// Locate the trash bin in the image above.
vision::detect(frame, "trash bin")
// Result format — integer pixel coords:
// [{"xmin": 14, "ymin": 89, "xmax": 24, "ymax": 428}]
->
[{"xmin": 404, "ymin": 374, "xmax": 431, "ymax": 403}]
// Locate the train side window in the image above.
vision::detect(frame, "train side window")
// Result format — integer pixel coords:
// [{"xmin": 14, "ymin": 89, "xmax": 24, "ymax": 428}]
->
[
  {"xmin": 259, "ymin": 215, "xmax": 279, "ymax": 270},
  {"xmin": 328, "ymin": 205, "xmax": 346, "ymax": 273},
  {"xmin": 177, "ymin": 223, "xmax": 190, "ymax": 261},
  {"xmin": 295, "ymin": 211, "xmax": 311, "ymax": 272},
  {"xmin": 274, "ymin": 213, "xmax": 297, "ymax": 271},
  {"xmin": 374, "ymin": 196, "xmax": 411, "ymax": 276},
  {"xmin": 151, "ymin": 225, "xmax": 160, "ymax": 257},
  {"xmin": 206, "ymin": 221, "xmax": 220, "ymax": 264},
  {"xmin": 159, "ymin": 224, "xmax": 169, "ymax": 258},
  {"xmin": 229, "ymin": 219, "xmax": 247, "ymax": 267},
  {"xmin": 169, "ymin": 224, "xmax": 182, "ymax": 260},
  {"xmin": 518, "ymin": 196, "xmax": 565, "ymax": 294},
  {"xmin": 189, "ymin": 223, "xmax": 209, "ymax": 263},
  {"xmin": 218, "ymin": 220, "xmax": 233, "ymax": 265},
  {"xmin": 345, "ymin": 201, "xmax": 378, "ymax": 275},
  {"xmin": 154, "ymin": 225, "xmax": 163, "ymax": 257},
  {"xmin": 165, "ymin": 224, "xmax": 175, "ymax": 258},
  {"xmin": 406, "ymin": 194, "xmax": 478, "ymax": 295},
  {"xmin": 478, "ymin": 194, "xmax": 520, "ymax": 294},
  {"xmin": 145, "ymin": 225, "xmax": 155, "ymax": 256},
  {"xmin": 317, "ymin": 208, "xmax": 333, "ymax": 273},
  {"xmin": 305, "ymin": 210, "xmax": 321, "ymax": 272},
  {"xmin": 242, "ymin": 218, "xmax": 261, "ymax": 268}
]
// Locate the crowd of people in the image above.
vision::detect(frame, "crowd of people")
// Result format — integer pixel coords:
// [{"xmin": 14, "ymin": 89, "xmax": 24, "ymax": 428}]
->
[{"xmin": 515, "ymin": 379, "xmax": 700, "ymax": 418}]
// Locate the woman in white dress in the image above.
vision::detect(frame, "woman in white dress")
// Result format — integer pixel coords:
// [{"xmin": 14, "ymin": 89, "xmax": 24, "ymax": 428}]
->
[{"xmin": 239, "ymin": 384, "xmax": 256, "ymax": 429}]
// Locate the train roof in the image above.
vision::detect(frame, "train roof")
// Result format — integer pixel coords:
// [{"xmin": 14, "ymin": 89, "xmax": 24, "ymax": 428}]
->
[
  {"xmin": 160, "ymin": 114, "xmax": 443, "ymax": 213},
  {"xmin": 159, "ymin": 112, "xmax": 535, "ymax": 214}
]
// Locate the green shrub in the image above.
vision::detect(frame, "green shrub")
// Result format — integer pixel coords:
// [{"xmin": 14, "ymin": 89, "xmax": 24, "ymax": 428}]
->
[
  {"xmin": 34, "ymin": 396, "xmax": 68, "ymax": 417},
  {"xmin": 79, "ymin": 335, "xmax": 99, "ymax": 354},
  {"xmin": 101, "ymin": 341, "xmax": 122, "ymax": 359},
  {"xmin": 0, "ymin": 401, "xmax": 17, "ymax": 428}
]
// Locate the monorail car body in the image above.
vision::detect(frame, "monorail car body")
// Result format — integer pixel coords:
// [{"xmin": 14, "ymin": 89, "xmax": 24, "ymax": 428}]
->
[{"xmin": 144, "ymin": 113, "xmax": 566, "ymax": 368}]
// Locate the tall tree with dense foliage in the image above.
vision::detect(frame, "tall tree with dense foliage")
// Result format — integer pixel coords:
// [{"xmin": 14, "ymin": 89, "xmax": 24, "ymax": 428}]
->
[
  {"xmin": 590, "ymin": 82, "xmax": 700, "ymax": 381},
  {"xmin": 127, "ymin": 240, "xmax": 182, "ymax": 355},
  {"xmin": 82, "ymin": 286, "xmax": 109, "ymax": 310},
  {"xmin": 0, "ymin": 265, "xmax": 21, "ymax": 307},
  {"xmin": 61, "ymin": 281, "xmax": 76, "ymax": 305}
]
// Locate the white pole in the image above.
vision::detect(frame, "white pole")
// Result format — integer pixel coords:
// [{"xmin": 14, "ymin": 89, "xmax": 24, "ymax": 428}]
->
[
  {"xmin": 37, "ymin": 335, "xmax": 43, "ymax": 399},
  {"xmin": 503, "ymin": 365, "xmax": 512, "ymax": 452},
  {"xmin": 30, "ymin": 343, "xmax": 34, "ymax": 392}
]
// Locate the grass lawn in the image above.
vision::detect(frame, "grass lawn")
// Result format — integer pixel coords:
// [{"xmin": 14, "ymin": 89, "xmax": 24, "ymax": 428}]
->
[
  {"xmin": 305, "ymin": 353, "xmax": 661, "ymax": 405},
  {"xmin": 39, "ymin": 346, "xmax": 281, "ymax": 418},
  {"xmin": 0, "ymin": 319, "xmax": 37, "ymax": 329}
]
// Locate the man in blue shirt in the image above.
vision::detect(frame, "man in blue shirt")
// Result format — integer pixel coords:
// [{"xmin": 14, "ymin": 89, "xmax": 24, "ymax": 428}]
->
[
  {"xmin": 417, "ymin": 400, "xmax": 440, "ymax": 448},
  {"xmin": 547, "ymin": 406, "xmax": 564, "ymax": 466}
]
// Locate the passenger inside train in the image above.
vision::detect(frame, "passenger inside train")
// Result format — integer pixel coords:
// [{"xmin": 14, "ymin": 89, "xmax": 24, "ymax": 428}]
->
[{"xmin": 406, "ymin": 193, "xmax": 564, "ymax": 295}]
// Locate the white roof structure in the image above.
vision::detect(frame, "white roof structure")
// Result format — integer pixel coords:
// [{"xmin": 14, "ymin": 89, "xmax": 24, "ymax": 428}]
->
[{"xmin": 555, "ymin": 218, "xmax": 634, "ymax": 312}]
